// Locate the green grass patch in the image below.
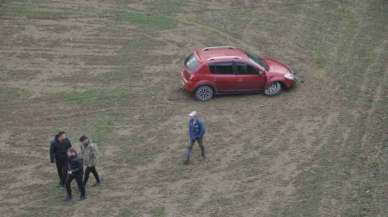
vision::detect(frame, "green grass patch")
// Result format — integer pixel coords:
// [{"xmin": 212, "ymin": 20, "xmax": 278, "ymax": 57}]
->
[
  {"xmin": 118, "ymin": 208, "xmax": 137, "ymax": 217},
  {"xmin": 120, "ymin": 135, "xmax": 160, "ymax": 167},
  {"xmin": 62, "ymin": 88, "xmax": 128, "ymax": 105},
  {"xmin": 64, "ymin": 112, "xmax": 124, "ymax": 154},
  {"xmin": 91, "ymin": 115, "xmax": 115, "ymax": 144},
  {"xmin": 1, "ymin": 0, "xmax": 176, "ymax": 31},
  {"xmin": 124, "ymin": 147, "xmax": 159, "ymax": 167},
  {"xmin": 115, "ymin": 10, "xmax": 176, "ymax": 30},
  {"xmin": 195, "ymin": 8, "xmax": 255, "ymax": 38},
  {"xmin": 0, "ymin": 0, "xmax": 78, "ymax": 18},
  {"xmin": 145, "ymin": 0, "xmax": 185, "ymax": 16},
  {"xmin": 116, "ymin": 131, "xmax": 164, "ymax": 168},
  {"xmin": 96, "ymin": 71, "xmax": 129, "ymax": 83},
  {"xmin": 21, "ymin": 181, "xmax": 64, "ymax": 217},
  {"xmin": 0, "ymin": 86, "xmax": 31, "ymax": 102},
  {"xmin": 150, "ymin": 207, "xmax": 166, "ymax": 217}
]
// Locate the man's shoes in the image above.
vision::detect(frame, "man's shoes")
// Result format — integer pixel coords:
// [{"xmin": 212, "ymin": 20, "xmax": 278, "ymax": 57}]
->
[
  {"xmin": 92, "ymin": 182, "xmax": 101, "ymax": 187},
  {"xmin": 184, "ymin": 159, "xmax": 190, "ymax": 165},
  {"xmin": 79, "ymin": 196, "xmax": 87, "ymax": 201}
]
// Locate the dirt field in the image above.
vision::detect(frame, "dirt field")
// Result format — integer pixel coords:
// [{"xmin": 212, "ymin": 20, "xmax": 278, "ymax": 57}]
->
[{"xmin": 0, "ymin": 0, "xmax": 387, "ymax": 216}]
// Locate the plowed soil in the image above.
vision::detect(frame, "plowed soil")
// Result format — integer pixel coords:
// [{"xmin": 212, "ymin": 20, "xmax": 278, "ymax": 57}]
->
[{"xmin": 0, "ymin": 1, "xmax": 387, "ymax": 217}]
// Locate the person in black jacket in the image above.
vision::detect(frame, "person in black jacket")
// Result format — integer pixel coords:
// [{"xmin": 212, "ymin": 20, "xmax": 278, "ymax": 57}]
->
[
  {"xmin": 65, "ymin": 148, "xmax": 86, "ymax": 201},
  {"xmin": 49, "ymin": 131, "xmax": 72, "ymax": 187}
]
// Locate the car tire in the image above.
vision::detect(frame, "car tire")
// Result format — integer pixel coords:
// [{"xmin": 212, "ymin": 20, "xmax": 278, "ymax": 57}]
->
[
  {"xmin": 195, "ymin": 85, "xmax": 214, "ymax": 101},
  {"xmin": 264, "ymin": 81, "xmax": 282, "ymax": 96}
]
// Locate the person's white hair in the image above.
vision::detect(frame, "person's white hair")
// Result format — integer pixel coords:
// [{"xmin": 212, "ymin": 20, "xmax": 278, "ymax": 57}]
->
[{"xmin": 189, "ymin": 111, "xmax": 197, "ymax": 117}]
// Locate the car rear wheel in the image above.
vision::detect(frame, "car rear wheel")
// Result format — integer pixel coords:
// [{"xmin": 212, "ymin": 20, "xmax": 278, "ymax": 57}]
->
[
  {"xmin": 195, "ymin": 85, "xmax": 214, "ymax": 101},
  {"xmin": 264, "ymin": 81, "xmax": 282, "ymax": 96}
]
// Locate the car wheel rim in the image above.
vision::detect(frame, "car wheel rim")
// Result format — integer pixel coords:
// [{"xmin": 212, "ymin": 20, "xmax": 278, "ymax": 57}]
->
[
  {"xmin": 197, "ymin": 87, "xmax": 212, "ymax": 101},
  {"xmin": 265, "ymin": 82, "xmax": 281, "ymax": 95}
]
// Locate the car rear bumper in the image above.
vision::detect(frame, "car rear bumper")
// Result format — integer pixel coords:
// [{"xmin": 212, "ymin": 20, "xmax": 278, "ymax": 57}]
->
[{"xmin": 180, "ymin": 71, "xmax": 195, "ymax": 92}]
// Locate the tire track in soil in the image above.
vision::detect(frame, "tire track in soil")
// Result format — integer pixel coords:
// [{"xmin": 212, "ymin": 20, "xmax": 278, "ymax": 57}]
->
[
  {"xmin": 141, "ymin": 23, "xmax": 335, "ymax": 214},
  {"xmin": 271, "ymin": 1, "xmax": 388, "ymax": 216},
  {"xmin": 0, "ymin": 1, "xmax": 138, "ymax": 215},
  {"xmin": 147, "ymin": 13, "xmax": 326, "ymax": 214},
  {"xmin": 316, "ymin": 3, "xmax": 387, "ymax": 215},
  {"xmin": 1, "ymin": 1, "xmax": 386, "ymax": 217},
  {"xmin": 178, "ymin": 17, "xmax": 252, "ymax": 50}
]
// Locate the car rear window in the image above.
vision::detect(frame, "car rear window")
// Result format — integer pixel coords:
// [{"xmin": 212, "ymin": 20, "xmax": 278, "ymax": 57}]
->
[{"xmin": 185, "ymin": 54, "xmax": 199, "ymax": 72}]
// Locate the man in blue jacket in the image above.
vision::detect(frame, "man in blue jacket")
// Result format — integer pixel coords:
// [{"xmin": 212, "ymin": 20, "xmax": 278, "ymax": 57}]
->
[{"xmin": 185, "ymin": 111, "xmax": 206, "ymax": 164}]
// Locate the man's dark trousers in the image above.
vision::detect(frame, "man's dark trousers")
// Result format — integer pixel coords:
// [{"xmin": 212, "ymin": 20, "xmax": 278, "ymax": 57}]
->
[
  {"xmin": 187, "ymin": 137, "xmax": 205, "ymax": 161},
  {"xmin": 55, "ymin": 158, "xmax": 67, "ymax": 186},
  {"xmin": 65, "ymin": 171, "xmax": 85, "ymax": 199},
  {"xmin": 84, "ymin": 166, "xmax": 100, "ymax": 185}
]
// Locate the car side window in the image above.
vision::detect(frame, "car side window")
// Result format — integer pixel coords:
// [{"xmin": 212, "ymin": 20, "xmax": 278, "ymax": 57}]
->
[
  {"xmin": 209, "ymin": 62, "xmax": 234, "ymax": 75},
  {"xmin": 235, "ymin": 62, "xmax": 260, "ymax": 75},
  {"xmin": 235, "ymin": 63, "xmax": 247, "ymax": 74},
  {"xmin": 247, "ymin": 65, "xmax": 260, "ymax": 75}
]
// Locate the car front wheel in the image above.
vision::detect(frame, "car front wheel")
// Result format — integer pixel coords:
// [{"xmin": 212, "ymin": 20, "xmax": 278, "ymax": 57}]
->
[
  {"xmin": 195, "ymin": 85, "xmax": 214, "ymax": 101},
  {"xmin": 264, "ymin": 81, "xmax": 282, "ymax": 96}
]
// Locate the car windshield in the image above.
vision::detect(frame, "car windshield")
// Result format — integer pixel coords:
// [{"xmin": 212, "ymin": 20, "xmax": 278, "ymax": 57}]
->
[
  {"xmin": 185, "ymin": 54, "xmax": 199, "ymax": 72},
  {"xmin": 245, "ymin": 52, "xmax": 269, "ymax": 71}
]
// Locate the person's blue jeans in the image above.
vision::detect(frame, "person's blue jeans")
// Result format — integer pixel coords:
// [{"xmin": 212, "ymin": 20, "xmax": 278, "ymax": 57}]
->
[{"xmin": 186, "ymin": 137, "xmax": 205, "ymax": 161}]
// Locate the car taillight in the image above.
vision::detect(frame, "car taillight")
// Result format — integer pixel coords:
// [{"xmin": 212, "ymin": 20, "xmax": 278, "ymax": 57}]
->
[{"xmin": 182, "ymin": 70, "xmax": 190, "ymax": 80}]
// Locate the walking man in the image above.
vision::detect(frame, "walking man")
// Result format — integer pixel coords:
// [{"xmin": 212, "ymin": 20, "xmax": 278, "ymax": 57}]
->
[
  {"xmin": 79, "ymin": 135, "xmax": 101, "ymax": 186},
  {"xmin": 65, "ymin": 148, "xmax": 86, "ymax": 201},
  {"xmin": 50, "ymin": 131, "xmax": 72, "ymax": 187},
  {"xmin": 185, "ymin": 111, "xmax": 206, "ymax": 164}
]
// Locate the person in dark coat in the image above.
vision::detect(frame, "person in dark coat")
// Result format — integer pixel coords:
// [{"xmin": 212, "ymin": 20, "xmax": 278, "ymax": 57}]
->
[
  {"xmin": 185, "ymin": 111, "xmax": 206, "ymax": 164},
  {"xmin": 65, "ymin": 148, "xmax": 86, "ymax": 201},
  {"xmin": 49, "ymin": 131, "xmax": 72, "ymax": 187}
]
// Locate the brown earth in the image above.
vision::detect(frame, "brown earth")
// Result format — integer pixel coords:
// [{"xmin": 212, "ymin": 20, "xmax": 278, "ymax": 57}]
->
[{"xmin": 0, "ymin": 0, "xmax": 387, "ymax": 217}]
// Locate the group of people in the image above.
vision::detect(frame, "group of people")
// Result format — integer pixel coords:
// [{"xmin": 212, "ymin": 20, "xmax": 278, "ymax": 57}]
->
[
  {"xmin": 49, "ymin": 132, "xmax": 101, "ymax": 201},
  {"xmin": 49, "ymin": 111, "xmax": 206, "ymax": 202}
]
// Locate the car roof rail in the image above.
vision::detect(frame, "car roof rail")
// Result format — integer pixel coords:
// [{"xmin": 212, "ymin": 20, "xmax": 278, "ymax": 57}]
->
[
  {"xmin": 208, "ymin": 56, "xmax": 241, "ymax": 61},
  {"xmin": 202, "ymin": 46, "xmax": 235, "ymax": 51}
]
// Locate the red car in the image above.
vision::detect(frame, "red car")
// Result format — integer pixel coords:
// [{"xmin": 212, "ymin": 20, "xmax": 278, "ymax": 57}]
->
[{"xmin": 180, "ymin": 46, "xmax": 298, "ymax": 101}]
